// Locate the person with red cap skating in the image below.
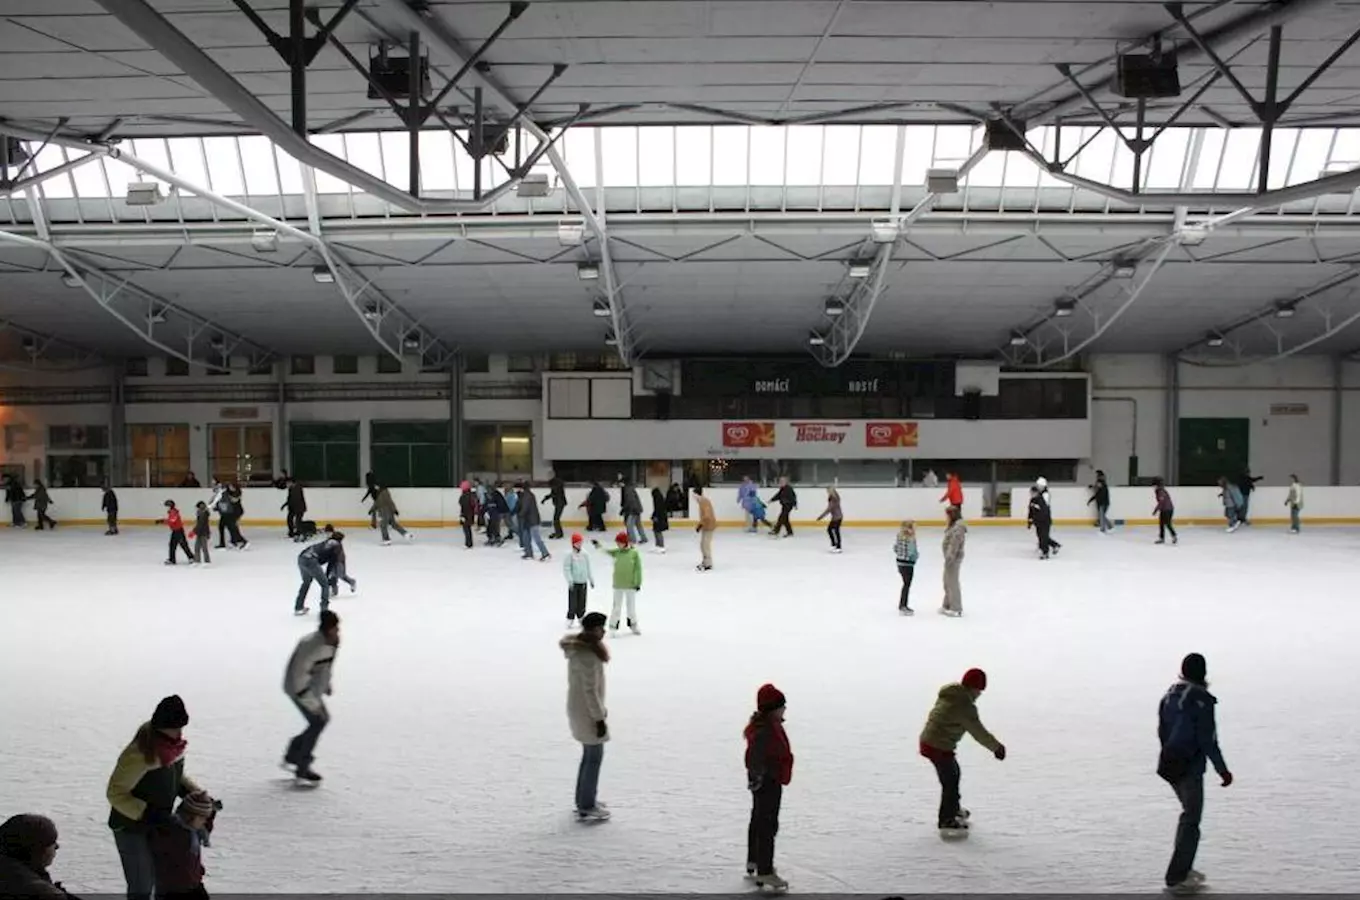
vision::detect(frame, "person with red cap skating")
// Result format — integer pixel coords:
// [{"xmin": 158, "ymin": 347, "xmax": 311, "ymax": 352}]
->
[
  {"xmin": 563, "ymin": 533, "xmax": 596, "ymax": 629},
  {"xmin": 744, "ymin": 684, "xmax": 793, "ymax": 893},
  {"xmin": 592, "ymin": 532, "xmax": 642, "ymax": 635},
  {"xmin": 919, "ymin": 668, "xmax": 1005, "ymax": 835}
]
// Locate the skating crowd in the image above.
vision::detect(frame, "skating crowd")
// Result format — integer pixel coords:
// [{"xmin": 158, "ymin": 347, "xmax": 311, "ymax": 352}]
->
[{"xmin": 1, "ymin": 470, "xmax": 1253, "ymax": 898}]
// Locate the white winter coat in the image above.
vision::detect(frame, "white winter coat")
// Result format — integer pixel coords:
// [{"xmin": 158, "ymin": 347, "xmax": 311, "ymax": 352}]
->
[
  {"xmin": 563, "ymin": 550, "xmax": 594, "ymax": 586},
  {"xmin": 561, "ymin": 635, "xmax": 608, "ymax": 745},
  {"xmin": 285, "ymin": 631, "xmax": 336, "ymax": 701},
  {"xmin": 1288, "ymin": 482, "xmax": 1304, "ymax": 508}
]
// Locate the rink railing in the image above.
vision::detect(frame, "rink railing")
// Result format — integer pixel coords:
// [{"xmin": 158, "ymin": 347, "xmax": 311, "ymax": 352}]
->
[{"xmin": 13, "ymin": 485, "xmax": 1359, "ymax": 528}]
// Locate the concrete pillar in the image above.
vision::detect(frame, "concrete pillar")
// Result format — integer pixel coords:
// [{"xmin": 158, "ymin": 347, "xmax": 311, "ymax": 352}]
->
[
  {"xmin": 449, "ymin": 356, "xmax": 466, "ymax": 483},
  {"xmin": 1165, "ymin": 354, "xmax": 1180, "ymax": 484}
]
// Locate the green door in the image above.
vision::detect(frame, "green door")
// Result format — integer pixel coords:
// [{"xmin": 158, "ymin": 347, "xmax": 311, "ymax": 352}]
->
[{"xmin": 1178, "ymin": 418, "xmax": 1249, "ymax": 486}]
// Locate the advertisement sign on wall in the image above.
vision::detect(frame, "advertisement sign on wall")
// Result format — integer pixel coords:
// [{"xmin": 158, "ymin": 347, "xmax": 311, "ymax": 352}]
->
[
  {"xmin": 792, "ymin": 421, "xmax": 851, "ymax": 444},
  {"xmin": 865, "ymin": 421, "xmax": 919, "ymax": 448},
  {"xmin": 721, "ymin": 421, "xmax": 776, "ymax": 448}
]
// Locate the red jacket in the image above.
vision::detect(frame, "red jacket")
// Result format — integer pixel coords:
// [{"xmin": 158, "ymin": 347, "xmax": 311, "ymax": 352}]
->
[
  {"xmin": 148, "ymin": 822, "xmax": 205, "ymax": 895},
  {"xmin": 744, "ymin": 718, "xmax": 794, "ymax": 787},
  {"xmin": 940, "ymin": 475, "xmax": 963, "ymax": 507},
  {"xmin": 165, "ymin": 508, "xmax": 184, "ymax": 531}
]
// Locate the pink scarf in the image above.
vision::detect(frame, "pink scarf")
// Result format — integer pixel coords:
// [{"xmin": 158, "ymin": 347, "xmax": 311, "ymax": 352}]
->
[{"xmin": 154, "ymin": 735, "xmax": 187, "ymax": 767}]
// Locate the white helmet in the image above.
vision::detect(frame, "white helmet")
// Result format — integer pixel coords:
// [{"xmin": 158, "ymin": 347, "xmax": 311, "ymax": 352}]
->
[{"xmin": 1035, "ymin": 476, "xmax": 1048, "ymax": 490}]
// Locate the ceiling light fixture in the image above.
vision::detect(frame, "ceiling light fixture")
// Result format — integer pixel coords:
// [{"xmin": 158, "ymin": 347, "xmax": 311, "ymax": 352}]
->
[
  {"xmin": 402, "ymin": 333, "xmax": 421, "ymax": 351},
  {"xmin": 61, "ymin": 272, "xmax": 81, "ymax": 288},
  {"xmin": 1205, "ymin": 332, "xmax": 1225, "ymax": 348},
  {"xmin": 362, "ymin": 302, "xmax": 381, "ymax": 322},
  {"xmin": 558, "ymin": 221, "xmax": 585, "ymax": 245},
  {"xmin": 1009, "ymin": 330, "xmax": 1028, "ymax": 347},
  {"xmin": 592, "ymin": 299, "xmax": 612, "ymax": 318},
  {"xmin": 577, "ymin": 262, "xmax": 600, "ymax": 281},
  {"xmin": 149, "ymin": 305, "xmax": 168, "ymax": 324},
  {"xmin": 252, "ymin": 229, "xmax": 279, "ymax": 253},
  {"xmin": 870, "ymin": 219, "xmax": 899, "ymax": 244},
  {"xmin": 808, "ymin": 331, "xmax": 826, "ymax": 347},
  {"xmin": 848, "ymin": 261, "xmax": 872, "ymax": 279},
  {"xmin": 516, "ymin": 172, "xmax": 551, "ymax": 198},
  {"xmin": 604, "ymin": 329, "xmax": 618, "ymax": 346},
  {"xmin": 1274, "ymin": 301, "xmax": 1296, "ymax": 319},
  {"xmin": 824, "ymin": 298, "xmax": 846, "ymax": 317},
  {"xmin": 312, "ymin": 266, "xmax": 335, "ymax": 284},
  {"xmin": 926, "ymin": 168, "xmax": 960, "ymax": 194},
  {"xmin": 209, "ymin": 334, "xmax": 226, "ymax": 350},
  {"xmin": 1054, "ymin": 298, "xmax": 1076, "ymax": 318},
  {"xmin": 125, "ymin": 182, "xmax": 167, "ymax": 207},
  {"xmin": 20, "ymin": 336, "xmax": 36, "ymax": 353}
]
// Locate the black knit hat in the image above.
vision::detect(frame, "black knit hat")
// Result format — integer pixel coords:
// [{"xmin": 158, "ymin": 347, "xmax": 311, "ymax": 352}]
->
[
  {"xmin": 151, "ymin": 694, "xmax": 189, "ymax": 729},
  {"xmin": 581, "ymin": 612, "xmax": 607, "ymax": 630},
  {"xmin": 1181, "ymin": 653, "xmax": 1208, "ymax": 684},
  {"xmin": 0, "ymin": 814, "xmax": 58, "ymax": 865}
]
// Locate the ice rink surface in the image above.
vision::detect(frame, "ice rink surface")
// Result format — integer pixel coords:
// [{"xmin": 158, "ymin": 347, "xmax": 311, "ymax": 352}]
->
[{"xmin": 3, "ymin": 518, "xmax": 1359, "ymax": 894}]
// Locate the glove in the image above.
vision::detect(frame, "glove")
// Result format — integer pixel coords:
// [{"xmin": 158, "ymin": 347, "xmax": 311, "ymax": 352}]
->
[
  {"xmin": 695, "ymin": 524, "xmax": 702, "ymax": 532},
  {"xmin": 994, "ymin": 744, "xmax": 1007, "ymax": 761},
  {"xmin": 1220, "ymin": 771, "xmax": 1233, "ymax": 787},
  {"xmin": 747, "ymin": 773, "xmax": 764, "ymax": 792},
  {"xmin": 595, "ymin": 719, "xmax": 608, "ymax": 739}
]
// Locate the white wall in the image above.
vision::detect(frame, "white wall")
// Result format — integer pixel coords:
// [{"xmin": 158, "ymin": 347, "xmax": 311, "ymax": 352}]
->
[
  {"xmin": 1089, "ymin": 353, "xmax": 1350, "ymax": 486},
  {"xmin": 1008, "ymin": 485, "xmax": 1355, "ymax": 523}
]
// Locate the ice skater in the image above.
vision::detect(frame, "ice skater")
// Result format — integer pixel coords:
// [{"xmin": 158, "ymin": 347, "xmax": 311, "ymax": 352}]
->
[
  {"xmin": 744, "ymin": 683, "xmax": 793, "ymax": 893},
  {"xmin": 4, "ymin": 474, "xmax": 26, "ymax": 527},
  {"xmin": 737, "ymin": 476, "xmax": 758, "ymax": 531},
  {"xmin": 294, "ymin": 533, "xmax": 343, "ymax": 615},
  {"xmin": 582, "ymin": 482, "xmax": 608, "ymax": 532},
  {"xmin": 1153, "ymin": 478, "xmax": 1178, "ymax": 544},
  {"xmin": 373, "ymin": 484, "xmax": 413, "ymax": 545},
  {"xmin": 817, "ymin": 487, "xmax": 843, "ymax": 552},
  {"xmin": 893, "ymin": 520, "xmax": 918, "ymax": 615},
  {"xmin": 695, "ymin": 485, "xmax": 717, "ymax": 572},
  {"xmin": 745, "ymin": 493, "xmax": 773, "ymax": 532},
  {"xmin": 159, "ymin": 500, "xmax": 193, "ymax": 565},
  {"xmin": 458, "ymin": 481, "xmax": 476, "ymax": 548},
  {"xmin": 919, "ymin": 668, "xmax": 1005, "ymax": 835},
  {"xmin": 940, "ymin": 505, "xmax": 967, "ymax": 616},
  {"xmin": 0, "ymin": 813, "xmax": 75, "ymax": 897},
  {"xmin": 1026, "ymin": 486, "xmax": 1059, "ymax": 559},
  {"xmin": 1157, "ymin": 652, "xmax": 1232, "ymax": 895},
  {"xmin": 544, "ymin": 471, "xmax": 568, "ymax": 539},
  {"xmin": 593, "ymin": 532, "xmax": 642, "ymax": 635},
  {"xmin": 1286, "ymin": 474, "xmax": 1304, "ymax": 533},
  {"xmin": 561, "ymin": 611, "xmax": 610, "ymax": 822},
  {"xmin": 102, "ymin": 479, "xmax": 120, "ymax": 535},
  {"xmin": 563, "ymin": 533, "xmax": 595, "ymax": 628},
  {"xmin": 148, "ymin": 790, "xmax": 217, "ymax": 900},
  {"xmin": 768, "ymin": 477, "xmax": 797, "ymax": 538},
  {"xmin": 939, "ymin": 471, "xmax": 963, "ymax": 508},
  {"xmin": 620, "ymin": 479, "xmax": 647, "ymax": 545},
  {"xmin": 1088, "ymin": 470, "xmax": 1112, "ymax": 532},
  {"xmin": 1235, "ymin": 469, "xmax": 1263, "ymax": 525},
  {"xmin": 324, "ymin": 528, "xmax": 357, "ymax": 595},
  {"xmin": 190, "ymin": 502, "xmax": 211, "ymax": 565},
  {"xmin": 29, "ymin": 480, "xmax": 55, "ymax": 530},
  {"xmin": 282, "ymin": 475, "xmax": 306, "ymax": 539},
  {"xmin": 649, "ymin": 486, "xmax": 669, "ymax": 553},
  {"xmin": 518, "ymin": 482, "xmax": 550, "ymax": 561},
  {"xmin": 484, "ymin": 483, "xmax": 507, "ymax": 546},
  {"xmin": 282, "ymin": 610, "xmax": 340, "ymax": 783}
]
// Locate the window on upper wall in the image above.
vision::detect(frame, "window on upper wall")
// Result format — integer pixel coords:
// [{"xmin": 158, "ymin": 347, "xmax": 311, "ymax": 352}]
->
[
  {"xmin": 128, "ymin": 424, "xmax": 191, "ymax": 487},
  {"xmin": 377, "ymin": 354, "xmax": 403, "ymax": 374},
  {"xmin": 507, "ymin": 354, "xmax": 539, "ymax": 373},
  {"xmin": 48, "ymin": 425, "xmax": 110, "ymax": 450},
  {"xmin": 332, "ymin": 355, "xmax": 358, "ymax": 375},
  {"xmin": 463, "ymin": 353, "xmax": 490, "ymax": 373},
  {"xmin": 291, "ymin": 355, "xmax": 315, "ymax": 375},
  {"xmin": 290, "ymin": 421, "xmax": 360, "ymax": 487},
  {"xmin": 124, "ymin": 357, "xmax": 148, "ymax": 377},
  {"xmin": 248, "ymin": 358, "xmax": 274, "ymax": 376},
  {"xmin": 164, "ymin": 356, "xmax": 189, "ymax": 376}
]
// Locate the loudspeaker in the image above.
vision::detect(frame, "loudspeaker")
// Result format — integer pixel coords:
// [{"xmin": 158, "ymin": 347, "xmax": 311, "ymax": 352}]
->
[
  {"xmin": 985, "ymin": 119, "xmax": 1027, "ymax": 153},
  {"xmin": 962, "ymin": 389, "xmax": 981, "ymax": 420},
  {"xmin": 656, "ymin": 391, "xmax": 671, "ymax": 421},
  {"xmin": 367, "ymin": 53, "xmax": 431, "ymax": 100},
  {"xmin": 1115, "ymin": 54, "xmax": 1181, "ymax": 99}
]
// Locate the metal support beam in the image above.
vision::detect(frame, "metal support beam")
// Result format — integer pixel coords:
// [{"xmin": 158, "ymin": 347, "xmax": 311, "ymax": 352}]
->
[
  {"xmin": 0, "ymin": 316, "xmax": 103, "ymax": 371},
  {"xmin": 1259, "ymin": 25, "xmax": 1284, "ymax": 194},
  {"xmin": 1166, "ymin": 354, "xmax": 1180, "ymax": 484},
  {"xmin": 89, "ymin": 0, "xmax": 522, "ymax": 213},
  {"xmin": 1332, "ymin": 355, "xmax": 1344, "ymax": 485},
  {"xmin": 0, "ymin": 153, "xmax": 100, "ymax": 198}
]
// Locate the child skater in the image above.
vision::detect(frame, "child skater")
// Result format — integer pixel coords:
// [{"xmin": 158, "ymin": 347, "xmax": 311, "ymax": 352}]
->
[
  {"xmin": 190, "ymin": 501, "xmax": 212, "ymax": 565},
  {"xmin": 324, "ymin": 527, "xmax": 357, "ymax": 595},
  {"xmin": 563, "ymin": 533, "xmax": 595, "ymax": 629},
  {"xmin": 744, "ymin": 683, "xmax": 793, "ymax": 893},
  {"xmin": 102, "ymin": 479, "xmax": 119, "ymax": 535},
  {"xmin": 1217, "ymin": 476, "xmax": 1243, "ymax": 532},
  {"xmin": 919, "ymin": 668, "xmax": 1005, "ymax": 836},
  {"xmin": 893, "ymin": 520, "xmax": 918, "ymax": 615},
  {"xmin": 1026, "ymin": 486, "xmax": 1058, "ymax": 559},
  {"xmin": 592, "ymin": 532, "xmax": 642, "ymax": 635},
  {"xmin": 816, "ymin": 487, "xmax": 843, "ymax": 552},
  {"xmin": 159, "ymin": 500, "xmax": 193, "ymax": 565},
  {"xmin": 1153, "ymin": 478, "xmax": 1178, "ymax": 545},
  {"xmin": 148, "ymin": 790, "xmax": 218, "ymax": 900},
  {"xmin": 746, "ymin": 494, "xmax": 773, "ymax": 532}
]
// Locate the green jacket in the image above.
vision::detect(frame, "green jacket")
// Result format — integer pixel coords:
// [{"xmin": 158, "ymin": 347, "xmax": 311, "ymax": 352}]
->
[
  {"xmin": 106, "ymin": 730, "xmax": 201, "ymax": 831},
  {"xmin": 919, "ymin": 683, "xmax": 1000, "ymax": 754},
  {"xmin": 603, "ymin": 546, "xmax": 643, "ymax": 590}
]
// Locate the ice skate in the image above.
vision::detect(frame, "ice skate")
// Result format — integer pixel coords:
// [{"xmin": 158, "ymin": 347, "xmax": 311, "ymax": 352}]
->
[
  {"xmin": 1189, "ymin": 870, "xmax": 1206, "ymax": 886},
  {"xmin": 293, "ymin": 767, "xmax": 322, "ymax": 785},
  {"xmin": 654, "ymin": 546, "xmax": 667, "ymax": 554},
  {"xmin": 576, "ymin": 806, "xmax": 610, "ymax": 823},
  {"xmin": 565, "ymin": 618, "xmax": 576, "ymax": 630},
  {"xmin": 745, "ymin": 862, "xmax": 757, "ymax": 881},
  {"xmin": 1164, "ymin": 878, "xmax": 1203, "ymax": 895},
  {"xmin": 540, "ymin": 553, "xmax": 551, "ymax": 562},
  {"xmin": 381, "ymin": 540, "xmax": 392, "ymax": 546},
  {"xmin": 753, "ymin": 871, "xmax": 788, "ymax": 892},
  {"xmin": 294, "ymin": 606, "xmax": 310, "ymax": 616},
  {"xmin": 899, "ymin": 606, "xmax": 914, "ymax": 616},
  {"xmin": 1155, "ymin": 538, "xmax": 1165, "ymax": 544},
  {"xmin": 627, "ymin": 619, "xmax": 641, "ymax": 635},
  {"xmin": 938, "ymin": 817, "xmax": 970, "ymax": 839},
  {"xmin": 404, "ymin": 532, "xmax": 415, "ymax": 542}
]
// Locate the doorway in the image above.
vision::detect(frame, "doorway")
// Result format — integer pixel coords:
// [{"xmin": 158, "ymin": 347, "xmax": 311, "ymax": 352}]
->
[{"xmin": 1178, "ymin": 418, "xmax": 1248, "ymax": 486}]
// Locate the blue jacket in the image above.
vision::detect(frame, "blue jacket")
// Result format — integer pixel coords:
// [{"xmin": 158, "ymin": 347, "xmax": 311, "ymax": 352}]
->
[
  {"xmin": 738, "ymin": 481, "xmax": 756, "ymax": 506},
  {"xmin": 747, "ymin": 496, "xmax": 767, "ymax": 519},
  {"xmin": 1158, "ymin": 680, "xmax": 1228, "ymax": 778}
]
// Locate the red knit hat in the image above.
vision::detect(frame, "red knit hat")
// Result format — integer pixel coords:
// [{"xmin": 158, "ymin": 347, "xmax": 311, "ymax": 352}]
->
[
  {"xmin": 615, "ymin": 531, "xmax": 630, "ymax": 546},
  {"xmin": 756, "ymin": 683, "xmax": 786, "ymax": 711},
  {"xmin": 571, "ymin": 533, "xmax": 584, "ymax": 546},
  {"xmin": 961, "ymin": 668, "xmax": 987, "ymax": 691}
]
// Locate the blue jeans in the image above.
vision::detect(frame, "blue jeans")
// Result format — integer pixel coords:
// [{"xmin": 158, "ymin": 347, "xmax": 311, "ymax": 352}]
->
[
  {"xmin": 286, "ymin": 697, "xmax": 329, "ymax": 768},
  {"xmin": 113, "ymin": 828, "xmax": 155, "ymax": 900},
  {"xmin": 296, "ymin": 557, "xmax": 330, "ymax": 612},
  {"xmin": 625, "ymin": 514, "xmax": 647, "ymax": 543},
  {"xmin": 1239, "ymin": 493, "xmax": 1251, "ymax": 523},
  {"xmin": 1166, "ymin": 774, "xmax": 1204, "ymax": 886},
  {"xmin": 575, "ymin": 742, "xmax": 604, "ymax": 812},
  {"xmin": 521, "ymin": 524, "xmax": 548, "ymax": 557},
  {"xmin": 1097, "ymin": 505, "xmax": 1112, "ymax": 531},
  {"xmin": 1290, "ymin": 506, "xmax": 1301, "ymax": 531},
  {"xmin": 1225, "ymin": 506, "xmax": 1239, "ymax": 527}
]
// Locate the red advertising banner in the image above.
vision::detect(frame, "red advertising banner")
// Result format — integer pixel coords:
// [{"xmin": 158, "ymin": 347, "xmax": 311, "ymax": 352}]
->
[
  {"xmin": 791, "ymin": 421, "xmax": 851, "ymax": 444},
  {"xmin": 722, "ymin": 421, "xmax": 776, "ymax": 448},
  {"xmin": 865, "ymin": 421, "xmax": 919, "ymax": 448}
]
